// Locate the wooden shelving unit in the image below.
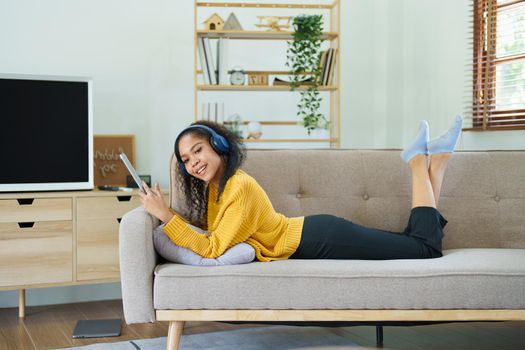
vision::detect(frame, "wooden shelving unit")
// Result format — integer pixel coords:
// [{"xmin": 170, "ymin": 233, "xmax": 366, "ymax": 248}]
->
[{"xmin": 194, "ymin": 0, "xmax": 341, "ymax": 147}]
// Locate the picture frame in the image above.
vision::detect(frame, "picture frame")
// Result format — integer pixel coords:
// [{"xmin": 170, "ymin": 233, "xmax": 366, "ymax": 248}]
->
[{"xmin": 93, "ymin": 135, "xmax": 135, "ymax": 186}]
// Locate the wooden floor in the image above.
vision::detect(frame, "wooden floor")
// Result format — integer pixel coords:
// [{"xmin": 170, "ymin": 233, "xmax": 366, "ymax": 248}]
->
[{"xmin": 0, "ymin": 300, "xmax": 524, "ymax": 350}]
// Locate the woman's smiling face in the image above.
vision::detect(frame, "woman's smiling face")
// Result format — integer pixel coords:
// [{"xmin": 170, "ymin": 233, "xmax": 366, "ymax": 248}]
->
[{"xmin": 178, "ymin": 133, "xmax": 225, "ymax": 185}]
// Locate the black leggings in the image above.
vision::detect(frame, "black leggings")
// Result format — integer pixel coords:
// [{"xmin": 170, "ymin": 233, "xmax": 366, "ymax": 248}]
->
[{"xmin": 289, "ymin": 206, "xmax": 447, "ymax": 260}]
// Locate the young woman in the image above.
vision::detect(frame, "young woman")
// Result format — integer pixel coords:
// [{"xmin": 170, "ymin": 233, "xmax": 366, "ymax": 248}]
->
[{"xmin": 140, "ymin": 116, "xmax": 463, "ymax": 262}]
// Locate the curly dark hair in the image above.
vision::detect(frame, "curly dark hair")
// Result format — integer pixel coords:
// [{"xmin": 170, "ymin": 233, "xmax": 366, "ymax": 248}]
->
[{"xmin": 174, "ymin": 120, "xmax": 246, "ymax": 228}]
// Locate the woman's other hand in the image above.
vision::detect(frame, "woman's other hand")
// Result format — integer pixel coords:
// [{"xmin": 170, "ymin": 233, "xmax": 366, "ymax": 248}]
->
[{"xmin": 139, "ymin": 182, "xmax": 174, "ymax": 223}]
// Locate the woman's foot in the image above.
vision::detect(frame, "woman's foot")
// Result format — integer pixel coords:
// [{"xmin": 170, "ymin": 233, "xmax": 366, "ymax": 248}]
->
[
  {"xmin": 400, "ymin": 120, "xmax": 429, "ymax": 164},
  {"xmin": 427, "ymin": 115, "xmax": 463, "ymax": 154}
]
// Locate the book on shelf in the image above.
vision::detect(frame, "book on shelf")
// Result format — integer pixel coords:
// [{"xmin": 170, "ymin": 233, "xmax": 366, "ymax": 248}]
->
[
  {"xmin": 197, "ymin": 37, "xmax": 210, "ymax": 85},
  {"xmin": 319, "ymin": 50, "xmax": 328, "ymax": 85},
  {"xmin": 216, "ymin": 37, "xmax": 229, "ymax": 85},
  {"xmin": 203, "ymin": 37, "xmax": 217, "ymax": 85},
  {"xmin": 322, "ymin": 48, "xmax": 333, "ymax": 86},
  {"xmin": 327, "ymin": 48, "xmax": 338, "ymax": 86}
]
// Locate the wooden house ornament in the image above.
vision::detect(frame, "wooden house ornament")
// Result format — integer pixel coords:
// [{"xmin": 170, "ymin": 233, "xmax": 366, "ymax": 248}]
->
[
  {"xmin": 204, "ymin": 13, "xmax": 224, "ymax": 31},
  {"xmin": 224, "ymin": 12, "xmax": 243, "ymax": 30}
]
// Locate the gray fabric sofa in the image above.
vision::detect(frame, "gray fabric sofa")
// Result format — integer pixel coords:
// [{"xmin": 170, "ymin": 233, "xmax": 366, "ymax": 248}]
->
[{"xmin": 119, "ymin": 150, "xmax": 525, "ymax": 350}]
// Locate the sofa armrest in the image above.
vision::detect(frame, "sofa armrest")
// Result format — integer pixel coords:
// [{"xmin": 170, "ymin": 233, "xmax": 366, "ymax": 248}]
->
[{"xmin": 119, "ymin": 206, "xmax": 159, "ymax": 324}]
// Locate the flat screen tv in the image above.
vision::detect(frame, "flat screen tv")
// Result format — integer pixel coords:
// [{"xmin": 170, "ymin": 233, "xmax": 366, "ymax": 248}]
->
[{"xmin": 0, "ymin": 74, "xmax": 93, "ymax": 192}]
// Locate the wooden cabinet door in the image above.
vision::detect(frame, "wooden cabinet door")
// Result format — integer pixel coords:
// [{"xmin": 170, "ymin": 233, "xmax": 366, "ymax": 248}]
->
[
  {"xmin": 76, "ymin": 195, "xmax": 144, "ymax": 281},
  {"xmin": 0, "ymin": 221, "xmax": 73, "ymax": 288},
  {"xmin": 76, "ymin": 218, "xmax": 122, "ymax": 281},
  {"xmin": 75, "ymin": 194, "xmax": 168, "ymax": 281}
]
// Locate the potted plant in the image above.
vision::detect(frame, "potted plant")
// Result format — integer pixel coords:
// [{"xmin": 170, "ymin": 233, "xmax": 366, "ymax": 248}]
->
[
  {"xmin": 286, "ymin": 14, "xmax": 329, "ymax": 134},
  {"xmin": 225, "ymin": 113, "xmax": 243, "ymax": 138}
]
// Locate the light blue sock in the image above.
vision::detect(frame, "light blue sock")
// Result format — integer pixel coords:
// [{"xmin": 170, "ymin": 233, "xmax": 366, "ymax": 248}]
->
[
  {"xmin": 400, "ymin": 120, "xmax": 429, "ymax": 164},
  {"xmin": 428, "ymin": 115, "xmax": 463, "ymax": 154}
]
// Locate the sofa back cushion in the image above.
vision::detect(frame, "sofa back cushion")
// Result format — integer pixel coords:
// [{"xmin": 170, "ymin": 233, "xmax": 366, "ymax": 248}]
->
[{"xmin": 170, "ymin": 150, "xmax": 525, "ymax": 250}]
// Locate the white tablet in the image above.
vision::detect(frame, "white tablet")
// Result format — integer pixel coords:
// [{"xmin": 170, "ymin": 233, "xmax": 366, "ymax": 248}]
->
[{"xmin": 119, "ymin": 153, "xmax": 144, "ymax": 192}]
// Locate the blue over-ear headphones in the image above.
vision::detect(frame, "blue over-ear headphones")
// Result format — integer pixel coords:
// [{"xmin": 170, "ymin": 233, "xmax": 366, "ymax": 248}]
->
[{"xmin": 175, "ymin": 124, "xmax": 230, "ymax": 176}]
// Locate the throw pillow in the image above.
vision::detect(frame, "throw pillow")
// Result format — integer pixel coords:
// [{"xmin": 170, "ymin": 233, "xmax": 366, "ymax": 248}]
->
[{"xmin": 153, "ymin": 224, "xmax": 255, "ymax": 266}]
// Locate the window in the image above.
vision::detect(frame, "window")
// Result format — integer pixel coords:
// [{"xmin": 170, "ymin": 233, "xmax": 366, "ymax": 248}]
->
[{"xmin": 472, "ymin": 0, "xmax": 525, "ymax": 130}]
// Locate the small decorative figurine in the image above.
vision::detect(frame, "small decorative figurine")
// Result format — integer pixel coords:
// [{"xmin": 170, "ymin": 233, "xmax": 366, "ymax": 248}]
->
[
  {"xmin": 255, "ymin": 16, "xmax": 292, "ymax": 31},
  {"xmin": 224, "ymin": 13, "xmax": 243, "ymax": 30},
  {"xmin": 204, "ymin": 13, "xmax": 225, "ymax": 31},
  {"xmin": 226, "ymin": 113, "xmax": 243, "ymax": 138}
]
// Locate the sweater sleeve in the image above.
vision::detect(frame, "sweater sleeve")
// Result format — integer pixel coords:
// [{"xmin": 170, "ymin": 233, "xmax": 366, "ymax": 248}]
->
[{"xmin": 162, "ymin": 186, "xmax": 255, "ymax": 259}]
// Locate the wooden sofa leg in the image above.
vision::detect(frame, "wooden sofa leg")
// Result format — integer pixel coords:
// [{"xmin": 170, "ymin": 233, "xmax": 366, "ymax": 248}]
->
[{"xmin": 166, "ymin": 321, "xmax": 185, "ymax": 350}]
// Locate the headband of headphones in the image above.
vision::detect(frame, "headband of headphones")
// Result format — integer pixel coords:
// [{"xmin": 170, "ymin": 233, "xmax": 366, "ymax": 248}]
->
[{"xmin": 175, "ymin": 124, "xmax": 230, "ymax": 159}]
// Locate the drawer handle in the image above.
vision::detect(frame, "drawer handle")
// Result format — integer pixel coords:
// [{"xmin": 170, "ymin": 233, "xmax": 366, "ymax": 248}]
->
[
  {"xmin": 18, "ymin": 222, "xmax": 35, "ymax": 228},
  {"xmin": 17, "ymin": 198, "xmax": 34, "ymax": 205},
  {"xmin": 117, "ymin": 196, "xmax": 132, "ymax": 202},
  {"xmin": 117, "ymin": 218, "xmax": 122, "ymax": 224}
]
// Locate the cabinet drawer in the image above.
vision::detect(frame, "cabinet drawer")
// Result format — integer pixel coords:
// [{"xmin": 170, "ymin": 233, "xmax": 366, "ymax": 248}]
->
[
  {"xmin": 76, "ymin": 196, "xmax": 141, "ymax": 220},
  {"xmin": 76, "ymin": 218, "xmax": 121, "ymax": 281},
  {"xmin": 0, "ymin": 198, "xmax": 72, "ymax": 223},
  {"xmin": 0, "ymin": 221, "xmax": 73, "ymax": 288}
]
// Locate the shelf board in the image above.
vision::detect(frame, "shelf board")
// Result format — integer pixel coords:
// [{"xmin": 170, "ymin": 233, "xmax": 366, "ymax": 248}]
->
[
  {"xmin": 197, "ymin": 84, "xmax": 337, "ymax": 91},
  {"xmin": 197, "ymin": 70, "xmax": 313, "ymax": 75},
  {"xmin": 242, "ymin": 138, "xmax": 337, "ymax": 143},
  {"xmin": 197, "ymin": 2, "xmax": 334, "ymax": 10},
  {"xmin": 197, "ymin": 30, "xmax": 338, "ymax": 40},
  {"xmin": 224, "ymin": 121, "xmax": 299, "ymax": 125}
]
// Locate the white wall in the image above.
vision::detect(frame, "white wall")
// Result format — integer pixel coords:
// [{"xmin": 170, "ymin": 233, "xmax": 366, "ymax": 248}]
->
[
  {"xmin": 0, "ymin": 0, "xmax": 523, "ymax": 308},
  {"xmin": 342, "ymin": 0, "xmax": 525, "ymax": 150},
  {"xmin": 0, "ymin": 0, "xmax": 195, "ymax": 188},
  {"xmin": 0, "ymin": 0, "xmax": 194, "ymax": 308}
]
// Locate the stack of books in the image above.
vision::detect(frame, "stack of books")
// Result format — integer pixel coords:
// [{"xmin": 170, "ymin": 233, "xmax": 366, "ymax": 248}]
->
[
  {"xmin": 319, "ymin": 48, "xmax": 338, "ymax": 86},
  {"xmin": 197, "ymin": 37, "xmax": 229, "ymax": 85},
  {"xmin": 200, "ymin": 102, "xmax": 224, "ymax": 122}
]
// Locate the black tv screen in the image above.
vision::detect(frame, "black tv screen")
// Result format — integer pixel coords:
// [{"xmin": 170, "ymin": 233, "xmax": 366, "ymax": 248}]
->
[{"xmin": 0, "ymin": 74, "xmax": 93, "ymax": 192}]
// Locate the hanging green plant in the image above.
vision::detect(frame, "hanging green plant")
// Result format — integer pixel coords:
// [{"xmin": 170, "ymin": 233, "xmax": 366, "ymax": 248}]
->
[{"xmin": 286, "ymin": 14, "xmax": 329, "ymax": 134}]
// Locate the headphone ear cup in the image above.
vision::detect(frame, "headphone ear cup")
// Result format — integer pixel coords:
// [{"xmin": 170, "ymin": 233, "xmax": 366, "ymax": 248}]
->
[{"xmin": 211, "ymin": 134, "xmax": 230, "ymax": 154}]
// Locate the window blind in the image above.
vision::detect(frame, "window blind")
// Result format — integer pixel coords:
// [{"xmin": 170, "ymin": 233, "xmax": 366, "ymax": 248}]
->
[{"xmin": 467, "ymin": 0, "xmax": 525, "ymax": 131}]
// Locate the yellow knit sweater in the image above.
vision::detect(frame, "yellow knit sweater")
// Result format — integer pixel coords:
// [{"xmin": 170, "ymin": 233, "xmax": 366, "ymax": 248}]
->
[{"xmin": 163, "ymin": 170, "xmax": 304, "ymax": 262}]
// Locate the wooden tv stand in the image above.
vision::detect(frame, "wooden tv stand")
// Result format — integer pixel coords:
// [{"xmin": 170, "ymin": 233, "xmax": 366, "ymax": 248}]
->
[{"xmin": 0, "ymin": 189, "xmax": 167, "ymax": 317}]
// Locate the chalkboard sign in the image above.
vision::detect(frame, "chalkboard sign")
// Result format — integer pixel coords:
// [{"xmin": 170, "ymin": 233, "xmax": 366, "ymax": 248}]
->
[{"xmin": 93, "ymin": 135, "xmax": 135, "ymax": 186}]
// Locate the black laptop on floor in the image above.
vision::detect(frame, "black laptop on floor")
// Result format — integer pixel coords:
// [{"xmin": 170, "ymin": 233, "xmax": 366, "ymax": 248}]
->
[{"xmin": 72, "ymin": 319, "xmax": 121, "ymax": 338}]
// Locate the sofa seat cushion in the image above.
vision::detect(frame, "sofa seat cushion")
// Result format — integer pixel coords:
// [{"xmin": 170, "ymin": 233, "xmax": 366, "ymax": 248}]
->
[{"xmin": 153, "ymin": 248, "xmax": 525, "ymax": 310}]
